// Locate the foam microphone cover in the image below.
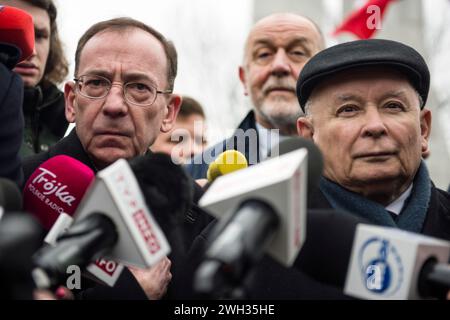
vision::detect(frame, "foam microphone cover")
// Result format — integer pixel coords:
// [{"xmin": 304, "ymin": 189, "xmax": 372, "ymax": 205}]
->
[
  {"xmin": 295, "ymin": 209, "xmax": 369, "ymax": 288},
  {"xmin": 128, "ymin": 152, "xmax": 194, "ymax": 226},
  {"xmin": 129, "ymin": 153, "xmax": 195, "ymax": 299},
  {"xmin": 269, "ymin": 137, "xmax": 323, "ymax": 192},
  {"xmin": 206, "ymin": 150, "xmax": 248, "ymax": 182},
  {"xmin": 0, "ymin": 177, "xmax": 22, "ymax": 211},
  {"xmin": 23, "ymin": 155, "xmax": 95, "ymax": 230},
  {"xmin": 0, "ymin": 212, "xmax": 45, "ymax": 299},
  {"xmin": 0, "ymin": 6, "xmax": 35, "ymax": 66}
]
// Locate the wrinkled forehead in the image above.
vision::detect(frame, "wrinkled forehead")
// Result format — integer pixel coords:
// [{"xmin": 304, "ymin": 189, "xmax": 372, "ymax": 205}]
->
[
  {"xmin": 78, "ymin": 28, "xmax": 168, "ymax": 81},
  {"xmin": 81, "ymin": 27, "xmax": 165, "ymax": 58},
  {"xmin": 244, "ymin": 14, "xmax": 321, "ymax": 56}
]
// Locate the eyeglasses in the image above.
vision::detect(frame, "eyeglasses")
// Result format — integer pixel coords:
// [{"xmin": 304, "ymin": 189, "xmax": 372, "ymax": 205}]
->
[{"xmin": 73, "ymin": 74, "xmax": 172, "ymax": 107}]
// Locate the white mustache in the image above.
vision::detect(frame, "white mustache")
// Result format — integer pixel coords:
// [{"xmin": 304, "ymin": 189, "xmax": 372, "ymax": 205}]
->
[{"xmin": 263, "ymin": 78, "xmax": 296, "ymax": 94}]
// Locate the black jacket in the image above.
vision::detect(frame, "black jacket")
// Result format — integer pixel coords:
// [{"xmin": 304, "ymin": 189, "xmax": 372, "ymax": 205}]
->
[
  {"xmin": 0, "ymin": 52, "xmax": 24, "ymax": 186},
  {"xmin": 23, "ymin": 128, "xmax": 94, "ymax": 181},
  {"xmin": 22, "ymin": 129, "xmax": 213, "ymax": 299},
  {"xmin": 21, "ymin": 83, "xmax": 68, "ymax": 157},
  {"xmin": 308, "ymin": 184, "xmax": 450, "ymax": 242},
  {"xmin": 188, "ymin": 218, "xmax": 350, "ymax": 300}
]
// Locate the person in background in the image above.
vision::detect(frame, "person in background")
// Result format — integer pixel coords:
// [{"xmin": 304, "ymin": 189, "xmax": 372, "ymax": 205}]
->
[
  {"xmin": 186, "ymin": 12, "xmax": 325, "ymax": 179},
  {"xmin": 151, "ymin": 95, "xmax": 207, "ymax": 163},
  {"xmin": 1, "ymin": 0, "xmax": 69, "ymax": 156},
  {"xmin": 0, "ymin": 6, "xmax": 27, "ymax": 185}
]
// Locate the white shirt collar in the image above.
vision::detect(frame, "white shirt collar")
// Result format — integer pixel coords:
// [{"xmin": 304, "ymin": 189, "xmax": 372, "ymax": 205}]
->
[
  {"xmin": 255, "ymin": 123, "xmax": 289, "ymax": 160},
  {"xmin": 385, "ymin": 183, "xmax": 413, "ymax": 215}
]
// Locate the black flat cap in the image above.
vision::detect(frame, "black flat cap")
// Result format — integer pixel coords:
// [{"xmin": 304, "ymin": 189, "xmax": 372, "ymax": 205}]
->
[{"xmin": 296, "ymin": 39, "xmax": 430, "ymax": 112}]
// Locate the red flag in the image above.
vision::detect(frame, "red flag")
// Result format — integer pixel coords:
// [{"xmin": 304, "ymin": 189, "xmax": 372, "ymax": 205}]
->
[{"xmin": 333, "ymin": 0, "xmax": 396, "ymax": 39}]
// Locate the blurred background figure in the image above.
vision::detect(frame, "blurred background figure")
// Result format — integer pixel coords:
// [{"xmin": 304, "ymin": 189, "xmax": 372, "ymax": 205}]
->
[
  {"xmin": 0, "ymin": 0, "xmax": 69, "ymax": 156},
  {"xmin": 0, "ymin": 5, "xmax": 30, "ymax": 185},
  {"xmin": 151, "ymin": 96, "xmax": 207, "ymax": 163}
]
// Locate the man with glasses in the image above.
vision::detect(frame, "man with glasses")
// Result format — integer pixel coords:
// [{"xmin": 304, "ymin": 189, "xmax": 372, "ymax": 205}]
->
[
  {"xmin": 22, "ymin": 17, "xmax": 212, "ymax": 300},
  {"xmin": 23, "ymin": 16, "xmax": 181, "ymax": 197},
  {"xmin": 62, "ymin": 18, "xmax": 180, "ymax": 171}
]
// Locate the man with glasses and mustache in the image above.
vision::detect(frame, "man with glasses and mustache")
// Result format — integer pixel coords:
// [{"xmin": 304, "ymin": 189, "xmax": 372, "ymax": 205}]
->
[
  {"xmin": 187, "ymin": 12, "xmax": 325, "ymax": 179},
  {"xmin": 22, "ymin": 17, "xmax": 212, "ymax": 300}
]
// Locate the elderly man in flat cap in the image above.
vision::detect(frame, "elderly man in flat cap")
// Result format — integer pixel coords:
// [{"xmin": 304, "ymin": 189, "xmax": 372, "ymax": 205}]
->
[{"xmin": 296, "ymin": 39, "xmax": 450, "ymax": 240}]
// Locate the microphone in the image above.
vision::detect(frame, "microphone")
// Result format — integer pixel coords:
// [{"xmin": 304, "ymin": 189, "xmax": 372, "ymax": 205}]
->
[
  {"xmin": 22, "ymin": 155, "xmax": 95, "ymax": 244},
  {"xmin": 129, "ymin": 152, "xmax": 194, "ymax": 227},
  {"xmin": 294, "ymin": 209, "xmax": 370, "ymax": 289},
  {"xmin": 0, "ymin": 212, "xmax": 45, "ymax": 299},
  {"xmin": 206, "ymin": 150, "xmax": 248, "ymax": 183},
  {"xmin": 344, "ymin": 224, "xmax": 450, "ymax": 300},
  {"xmin": 195, "ymin": 137, "xmax": 323, "ymax": 297},
  {"xmin": 269, "ymin": 137, "xmax": 323, "ymax": 192},
  {"xmin": 32, "ymin": 153, "xmax": 192, "ymax": 290},
  {"xmin": 32, "ymin": 212, "xmax": 119, "ymax": 290},
  {"xmin": 0, "ymin": 5, "xmax": 34, "ymax": 68},
  {"xmin": 0, "ymin": 177, "xmax": 22, "ymax": 215},
  {"xmin": 22, "ymin": 156, "xmax": 121, "ymax": 288},
  {"xmin": 86, "ymin": 152, "xmax": 195, "ymax": 288},
  {"xmin": 194, "ymin": 199, "xmax": 279, "ymax": 298},
  {"xmin": 292, "ymin": 211, "xmax": 450, "ymax": 300}
]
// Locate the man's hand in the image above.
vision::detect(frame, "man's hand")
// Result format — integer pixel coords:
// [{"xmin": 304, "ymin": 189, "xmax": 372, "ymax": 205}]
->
[
  {"xmin": 33, "ymin": 286, "xmax": 74, "ymax": 300},
  {"xmin": 128, "ymin": 257, "xmax": 172, "ymax": 300},
  {"xmin": 34, "ymin": 289, "xmax": 56, "ymax": 300}
]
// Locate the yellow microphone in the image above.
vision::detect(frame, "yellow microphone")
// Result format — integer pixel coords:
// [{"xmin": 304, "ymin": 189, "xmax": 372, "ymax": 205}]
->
[{"xmin": 206, "ymin": 150, "xmax": 248, "ymax": 183}]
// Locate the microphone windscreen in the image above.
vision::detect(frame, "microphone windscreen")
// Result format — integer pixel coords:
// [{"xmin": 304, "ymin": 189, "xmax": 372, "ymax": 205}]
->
[
  {"xmin": 296, "ymin": 209, "xmax": 369, "ymax": 288},
  {"xmin": 269, "ymin": 137, "xmax": 323, "ymax": 192},
  {"xmin": 0, "ymin": 6, "xmax": 34, "ymax": 63},
  {"xmin": 0, "ymin": 178, "xmax": 22, "ymax": 212},
  {"xmin": 0, "ymin": 212, "xmax": 45, "ymax": 299},
  {"xmin": 0, "ymin": 212, "xmax": 45, "ymax": 262},
  {"xmin": 23, "ymin": 155, "xmax": 95, "ymax": 230},
  {"xmin": 206, "ymin": 150, "xmax": 248, "ymax": 182},
  {"xmin": 128, "ymin": 153, "xmax": 194, "ymax": 225}
]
